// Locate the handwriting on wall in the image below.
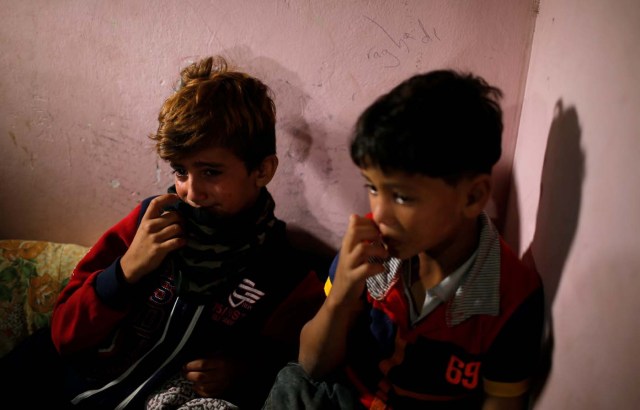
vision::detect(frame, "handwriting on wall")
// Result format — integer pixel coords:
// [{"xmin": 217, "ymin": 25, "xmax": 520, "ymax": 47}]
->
[{"xmin": 364, "ymin": 15, "xmax": 441, "ymax": 69}]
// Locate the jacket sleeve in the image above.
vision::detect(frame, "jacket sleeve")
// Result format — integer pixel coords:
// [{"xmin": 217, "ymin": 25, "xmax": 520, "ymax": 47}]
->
[{"xmin": 50, "ymin": 202, "xmax": 145, "ymax": 356}]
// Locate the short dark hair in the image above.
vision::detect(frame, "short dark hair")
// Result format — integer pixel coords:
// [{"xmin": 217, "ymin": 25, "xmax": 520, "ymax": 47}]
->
[
  {"xmin": 150, "ymin": 56, "xmax": 276, "ymax": 171},
  {"xmin": 350, "ymin": 70, "xmax": 503, "ymax": 183}
]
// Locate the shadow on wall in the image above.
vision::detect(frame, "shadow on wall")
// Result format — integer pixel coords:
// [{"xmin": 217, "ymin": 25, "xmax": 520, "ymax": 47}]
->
[
  {"xmin": 514, "ymin": 100, "xmax": 585, "ymax": 406},
  {"xmin": 209, "ymin": 47, "xmax": 341, "ymax": 264}
]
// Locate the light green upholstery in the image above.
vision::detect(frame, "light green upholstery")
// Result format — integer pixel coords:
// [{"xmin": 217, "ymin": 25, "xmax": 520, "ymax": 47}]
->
[{"xmin": 0, "ymin": 240, "xmax": 89, "ymax": 358}]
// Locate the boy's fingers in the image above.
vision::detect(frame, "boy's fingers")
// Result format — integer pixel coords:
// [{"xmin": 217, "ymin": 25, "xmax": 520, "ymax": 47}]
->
[
  {"xmin": 366, "ymin": 241, "xmax": 389, "ymax": 260},
  {"xmin": 345, "ymin": 214, "xmax": 376, "ymax": 240},
  {"xmin": 155, "ymin": 222, "xmax": 184, "ymax": 242},
  {"xmin": 143, "ymin": 194, "xmax": 181, "ymax": 220},
  {"xmin": 350, "ymin": 240, "xmax": 387, "ymax": 268},
  {"xmin": 344, "ymin": 217, "xmax": 382, "ymax": 256}
]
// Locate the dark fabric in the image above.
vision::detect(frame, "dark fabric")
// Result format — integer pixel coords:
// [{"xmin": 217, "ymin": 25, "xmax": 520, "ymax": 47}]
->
[
  {"xmin": 47, "ymin": 190, "xmax": 325, "ymax": 409},
  {"xmin": 262, "ymin": 362, "xmax": 363, "ymax": 410},
  {"xmin": 0, "ymin": 327, "xmax": 73, "ymax": 409},
  {"xmin": 165, "ymin": 186, "xmax": 282, "ymax": 302},
  {"xmin": 483, "ymin": 286, "xmax": 546, "ymax": 382}
]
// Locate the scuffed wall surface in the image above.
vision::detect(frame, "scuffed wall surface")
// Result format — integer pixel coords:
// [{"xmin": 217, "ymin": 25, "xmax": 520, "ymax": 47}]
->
[{"xmin": 0, "ymin": 1, "xmax": 536, "ymax": 251}]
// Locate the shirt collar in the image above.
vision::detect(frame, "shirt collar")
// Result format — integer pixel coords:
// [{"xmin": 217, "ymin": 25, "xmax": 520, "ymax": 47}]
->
[
  {"xmin": 447, "ymin": 211, "xmax": 501, "ymax": 326},
  {"xmin": 404, "ymin": 212, "xmax": 502, "ymax": 326}
]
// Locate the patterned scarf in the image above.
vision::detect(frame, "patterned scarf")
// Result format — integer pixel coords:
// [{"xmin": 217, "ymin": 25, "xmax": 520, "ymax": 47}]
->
[
  {"xmin": 165, "ymin": 186, "xmax": 283, "ymax": 303},
  {"xmin": 366, "ymin": 255, "xmax": 403, "ymax": 301}
]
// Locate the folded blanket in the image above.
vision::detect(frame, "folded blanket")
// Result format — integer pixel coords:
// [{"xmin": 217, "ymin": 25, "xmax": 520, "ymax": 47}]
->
[{"xmin": 146, "ymin": 373, "xmax": 238, "ymax": 410}]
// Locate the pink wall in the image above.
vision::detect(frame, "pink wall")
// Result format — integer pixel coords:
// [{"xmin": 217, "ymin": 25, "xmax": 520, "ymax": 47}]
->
[
  {"xmin": 0, "ymin": 1, "xmax": 536, "ymax": 253},
  {"xmin": 507, "ymin": 0, "xmax": 640, "ymax": 407},
  {"xmin": 5, "ymin": 0, "xmax": 638, "ymax": 407}
]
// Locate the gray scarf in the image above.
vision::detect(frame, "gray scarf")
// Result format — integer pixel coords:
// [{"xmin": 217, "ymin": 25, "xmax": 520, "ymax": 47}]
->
[{"xmin": 165, "ymin": 186, "xmax": 283, "ymax": 303}]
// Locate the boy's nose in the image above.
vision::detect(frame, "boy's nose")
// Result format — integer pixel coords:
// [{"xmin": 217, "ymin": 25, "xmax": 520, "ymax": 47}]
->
[
  {"xmin": 185, "ymin": 177, "xmax": 207, "ymax": 203},
  {"xmin": 371, "ymin": 197, "xmax": 392, "ymax": 227}
]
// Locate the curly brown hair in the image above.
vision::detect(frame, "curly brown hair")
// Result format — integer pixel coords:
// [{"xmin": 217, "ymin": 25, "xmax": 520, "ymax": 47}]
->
[{"xmin": 150, "ymin": 56, "xmax": 276, "ymax": 170}]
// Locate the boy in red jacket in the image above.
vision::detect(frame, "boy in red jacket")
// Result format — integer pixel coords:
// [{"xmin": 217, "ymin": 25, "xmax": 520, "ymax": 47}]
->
[
  {"xmin": 264, "ymin": 70, "xmax": 544, "ymax": 409},
  {"xmin": 1, "ymin": 56, "xmax": 325, "ymax": 410}
]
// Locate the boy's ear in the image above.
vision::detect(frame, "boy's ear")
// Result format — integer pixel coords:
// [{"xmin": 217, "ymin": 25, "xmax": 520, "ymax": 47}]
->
[
  {"xmin": 463, "ymin": 174, "xmax": 492, "ymax": 218},
  {"xmin": 255, "ymin": 155, "xmax": 279, "ymax": 187}
]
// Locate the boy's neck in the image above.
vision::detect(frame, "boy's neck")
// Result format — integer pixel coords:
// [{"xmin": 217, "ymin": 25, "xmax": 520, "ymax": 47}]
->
[
  {"xmin": 419, "ymin": 216, "xmax": 481, "ymax": 285},
  {"xmin": 413, "ymin": 253, "xmax": 442, "ymax": 290}
]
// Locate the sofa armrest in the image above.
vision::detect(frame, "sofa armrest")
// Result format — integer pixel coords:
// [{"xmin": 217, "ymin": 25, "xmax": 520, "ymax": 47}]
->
[{"xmin": 0, "ymin": 240, "xmax": 89, "ymax": 358}]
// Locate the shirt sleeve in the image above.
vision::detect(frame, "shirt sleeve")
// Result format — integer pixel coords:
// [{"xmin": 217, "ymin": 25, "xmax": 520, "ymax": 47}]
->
[
  {"xmin": 483, "ymin": 286, "xmax": 545, "ymax": 397},
  {"xmin": 323, "ymin": 252, "xmax": 340, "ymax": 296}
]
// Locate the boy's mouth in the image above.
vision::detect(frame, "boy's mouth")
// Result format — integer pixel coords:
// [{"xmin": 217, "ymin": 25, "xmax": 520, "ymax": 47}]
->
[
  {"xmin": 380, "ymin": 235, "xmax": 395, "ymax": 249},
  {"xmin": 380, "ymin": 238, "xmax": 396, "ymax": 254},
  {"xmin": 382, "ymin": 236, "xmax": 408, "ymax": 259}
]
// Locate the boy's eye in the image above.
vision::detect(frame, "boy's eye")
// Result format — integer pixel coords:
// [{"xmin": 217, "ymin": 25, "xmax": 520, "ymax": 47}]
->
[
  {"xmin": 203, "ymin": 168, "xmax": 222, "ymax": 177},
  {"xmin": 364, "ymin": 184, "xmax": 378, "ymax": 195},
  {"xmin": 393, "ymin": 193, "xmax": 411, "ymax": 204},
  {"xmin": 171, "ymin": 167, "xmax": 187, "ymax": 177}
]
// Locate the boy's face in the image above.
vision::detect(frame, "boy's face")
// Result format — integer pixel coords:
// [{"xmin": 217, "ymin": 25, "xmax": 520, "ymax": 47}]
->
[
  {"xmin": 361, "ymin": 166, "xmax": 472, "ymax": 261},
  {"xmin": 170, "ymin": 146, "xmax": 263, "ymax": 218}
]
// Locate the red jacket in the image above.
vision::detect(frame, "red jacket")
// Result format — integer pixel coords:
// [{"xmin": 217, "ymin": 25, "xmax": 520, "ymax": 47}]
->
[{"xmin": 51, "ymin": 196, "xmax": 327, "ymax": 409}]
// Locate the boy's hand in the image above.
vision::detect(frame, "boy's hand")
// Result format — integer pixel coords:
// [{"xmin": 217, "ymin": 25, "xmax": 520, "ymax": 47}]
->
[
  {"xmin": 182, "ymin": 354, "xmax": 246, "ymax": 398},
  {"xmin": 331, "ymin": 214, "xmax": 389, "ymax": 304},
  {"xmin": 120, "ymin": 194, "xmax": 186, "ymax": 283}
]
